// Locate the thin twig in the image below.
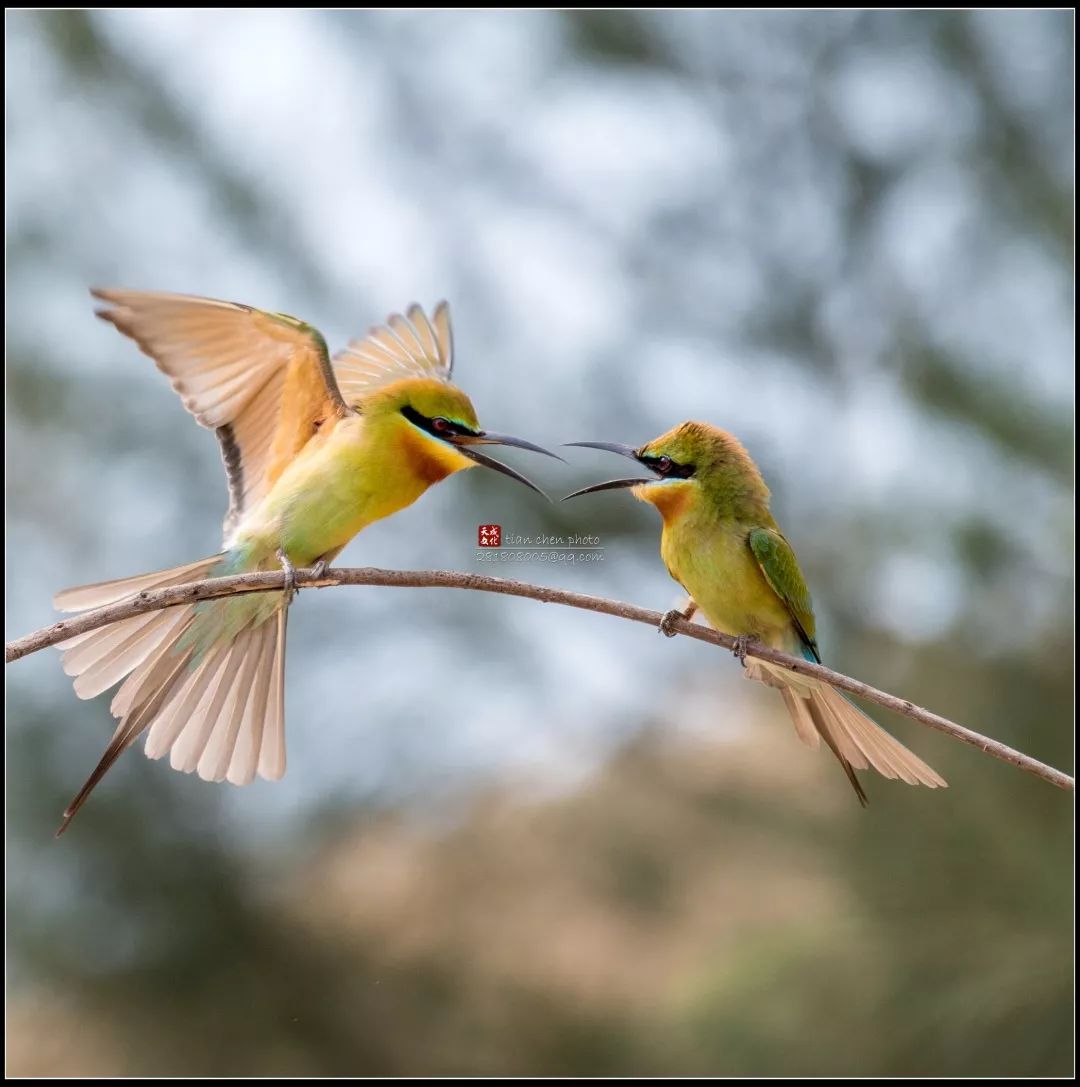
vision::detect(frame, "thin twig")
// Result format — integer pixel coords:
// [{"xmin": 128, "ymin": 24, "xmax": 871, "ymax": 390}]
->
[{"xmin": 5, "ymin": 567, "xmax": 1073, "ymax": 792}]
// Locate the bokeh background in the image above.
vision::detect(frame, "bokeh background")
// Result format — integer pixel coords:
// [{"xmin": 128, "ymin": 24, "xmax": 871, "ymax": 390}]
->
[{"xmin": 5, "ymin": 9, "xmax": 1073, "ymax": 1077}]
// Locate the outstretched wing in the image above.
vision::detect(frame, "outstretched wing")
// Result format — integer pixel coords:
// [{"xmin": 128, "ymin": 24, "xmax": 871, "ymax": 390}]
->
[
  {"xmin": 92, "ymin": 288, "xmax": 350, "ymax": 540},
  {"xmin": 747, "ymin": 526, "xmax": 820, "ymax": 662},
  {"xmin": 332, "ymin": 301, "xmax": 453, "ymax": 406}
]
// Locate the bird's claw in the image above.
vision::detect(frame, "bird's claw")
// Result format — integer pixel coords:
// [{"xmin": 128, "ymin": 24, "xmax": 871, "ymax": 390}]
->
[
  {"xmin": 310, "ymin": 559, "xmax": 330, "ymax": 580},
  {"xmin": 277, "ymin": 549, "xmax": 297, "ymax": 604},
  {"xmin": 658, "ymin": 608, "xmax": 684, "ymax": 638},
  {"xmin": 732, "ymin": 634, "xmax": 755, "ymax": 667}
]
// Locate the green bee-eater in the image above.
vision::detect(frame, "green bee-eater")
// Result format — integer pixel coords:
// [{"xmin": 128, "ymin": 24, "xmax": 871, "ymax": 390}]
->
[
  {"xmin": 53, "ymin": 289, "xmax": 558, "ymax": 833},
  {"xmin": 565, "ymin": 422, "xmax": 946, "ymax": 803}
]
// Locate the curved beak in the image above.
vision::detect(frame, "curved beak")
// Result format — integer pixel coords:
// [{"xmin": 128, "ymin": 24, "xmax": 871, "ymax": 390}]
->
[
  {"xmin": 563, "ymin": 441, "xmax": 639, "ymax": 461},
  {"xmin": 462, "ymin": 431, "xmax": 565, "ymax": 462},
  {"xmin": 562, "ymin": 440, "xmax": 651, "ymax": 501},
  {"xmin": 562, "ymin": 477, "xmax": 650, "ymax": 501},
  {"xmin": 450, "ymin": 431, "xmax": 562, "ymax": 500}
]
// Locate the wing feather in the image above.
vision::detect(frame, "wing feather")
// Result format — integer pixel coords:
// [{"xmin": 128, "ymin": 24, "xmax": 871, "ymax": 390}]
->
[
  {"xmin": 333, "ymin": 301, "xmax": 454, "ymax": 405},
  {"xmin": 92, "ymin": 288, "xmax": 350, "ymax": 541},
  {"xmin": 747, "ymin": 527, "xmax": 819, "ymax": 660}
]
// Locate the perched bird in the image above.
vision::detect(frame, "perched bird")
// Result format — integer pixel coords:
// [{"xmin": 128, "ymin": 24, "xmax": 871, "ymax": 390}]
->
[
  {"xmin": 53, "ymin": 290, "xmax": 558, "ymax": 833},
  {"xmin": 564, "ymin": 422, "xmax": 945, "ymax": 804}
]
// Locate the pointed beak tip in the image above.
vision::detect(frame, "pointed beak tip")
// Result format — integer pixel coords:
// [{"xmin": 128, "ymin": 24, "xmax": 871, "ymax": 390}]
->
[
  {"xmin": 562, "ymin": 440, "xmax": 640, "ymax": 460},
  {"xmin": 458, "ymin": 444, "xmax": 549, "ymax": 499},
  {"xmin": 562, "ymin": 477, "xmax": 648, "ymax": 500}
]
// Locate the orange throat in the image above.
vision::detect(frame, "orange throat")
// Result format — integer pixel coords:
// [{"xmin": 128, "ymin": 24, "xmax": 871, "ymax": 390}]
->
[
  {"xmin": 398, "ymin": 425, "xmax": 469, "ymax": 486},
  {"xmin": 634, "ymin": 480, "xmax": 694, "ymax": 524}
]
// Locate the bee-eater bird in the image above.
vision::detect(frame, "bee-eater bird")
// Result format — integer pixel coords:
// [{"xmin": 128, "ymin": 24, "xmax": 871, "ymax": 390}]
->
[
  {"xmin": 52, "ymin": 289, "xmax": 558, "ymax": 834},
  {"xmin": 564, "ymin": 422, "xmax": 945, "ymax": 804}
]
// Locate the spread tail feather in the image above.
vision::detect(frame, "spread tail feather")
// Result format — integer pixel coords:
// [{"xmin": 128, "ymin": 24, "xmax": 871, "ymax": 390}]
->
[
  {"xmin": 54, "ymin": 557, "xmax": 288, "ymax": 835},
  {"xmin": 54, "ymin": 555, "xmax": 225, "ymax": 613},
  {"xmin": 746, "ymin": 657, "xmax": 946, "ymax": 804}
]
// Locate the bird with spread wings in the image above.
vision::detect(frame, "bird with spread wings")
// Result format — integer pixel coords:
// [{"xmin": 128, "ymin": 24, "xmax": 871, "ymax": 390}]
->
[{"xmin": 53, "ymin": 290, "xmax": 558, "ymax": 834}]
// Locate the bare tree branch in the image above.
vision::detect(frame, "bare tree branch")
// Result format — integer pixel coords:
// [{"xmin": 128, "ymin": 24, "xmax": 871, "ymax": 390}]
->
[{"xmin": 5, "ymin": 566, "xmax": 1073, "ymax": 792}]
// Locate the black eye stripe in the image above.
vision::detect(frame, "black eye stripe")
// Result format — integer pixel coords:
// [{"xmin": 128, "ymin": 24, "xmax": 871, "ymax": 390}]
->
[
  {"xmin": 639, "ymin": 453, "xmax": 695, "ymax": 479},
  {"xmin": 401, "ymin": 404, "xmax": 475, "ymax": 438}
]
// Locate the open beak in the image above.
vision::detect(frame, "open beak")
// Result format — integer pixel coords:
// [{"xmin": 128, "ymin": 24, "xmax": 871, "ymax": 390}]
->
[
  {"xmin": 561, "ymin": 440, "xmax": 653, "ymax": 501},
  {"xmin": 450, "ymin": 431, "xmax": 563, "ymax": 499}
]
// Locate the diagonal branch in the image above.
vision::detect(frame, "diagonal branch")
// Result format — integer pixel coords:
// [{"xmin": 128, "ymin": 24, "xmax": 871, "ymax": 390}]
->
[{"xmin": 5, "ymin": 566, "xmax": 1073, "ymax": 792}]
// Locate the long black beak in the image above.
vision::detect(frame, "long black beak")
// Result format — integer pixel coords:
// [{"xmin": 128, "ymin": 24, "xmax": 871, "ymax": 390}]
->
[
  {"xmin": 562, "ymin": 440, "xmax": 653, "ymax": 501},
  {"xmin": 564, "ymin": 441, "xmax": 638, "ymax": 461},
  {"xmin": 466, "ymin": 431, "xmax": 565, "ymax": 462},
  {"xmin": 562, "ymin": 477, "xmax": 650, "ymax": 500},
  {"xmin": 451, "ymin": 431, "xmax": 562, "ymax": 500}
]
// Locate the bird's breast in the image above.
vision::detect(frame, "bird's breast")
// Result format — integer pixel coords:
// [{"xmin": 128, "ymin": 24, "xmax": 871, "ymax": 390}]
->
[
  {"xmin": 236, "ymin": 416, "xmax": 440, "ymax": 566},
  {"xmin": 661, "ymin": 518, "xmax": 792, "ymax": 646}
]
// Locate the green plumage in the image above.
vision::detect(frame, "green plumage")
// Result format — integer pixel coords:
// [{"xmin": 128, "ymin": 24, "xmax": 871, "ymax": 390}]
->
[
  {"xmin": 568, "ymin": 418, "xmax": 947, "ymax": 800},
  {"xmin": 748, "ymin": 527, "xmax": 819, "ymax": 662}
]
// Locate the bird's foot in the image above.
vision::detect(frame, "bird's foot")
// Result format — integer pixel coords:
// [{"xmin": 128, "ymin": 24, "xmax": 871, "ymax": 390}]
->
[
  {"xmin": 277, "ymin": 549, "xmax": 297, "ymax": 604},
  {"xmin": 732, "ymin": 634, "xmax": 757, "ymax": 668},
  {"xmin": 658, "ymin": 608, "xmax": 686, "ymax": 638},
  {"xmin": 659, "ymin": 599, "xmax": 698, "ymax": 638},
  {"xmin": 310, "ymin": 559, "xmax": 331, "ymax": 580}
]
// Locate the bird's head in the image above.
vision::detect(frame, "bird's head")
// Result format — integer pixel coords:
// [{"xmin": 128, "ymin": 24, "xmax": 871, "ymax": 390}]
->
[
  {"xmin": 362, "ymin": 376, "xmax": 559, "ymax": 496},
  {"xmin": 563, "ymin": 420, "xmax": 769, "ymax": 521}
]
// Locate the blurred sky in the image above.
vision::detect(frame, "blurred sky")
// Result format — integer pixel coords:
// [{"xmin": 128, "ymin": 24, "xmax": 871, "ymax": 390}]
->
[{"xmin": 6, "ymin": 9, "xmax": 1073, "ymax": 838}]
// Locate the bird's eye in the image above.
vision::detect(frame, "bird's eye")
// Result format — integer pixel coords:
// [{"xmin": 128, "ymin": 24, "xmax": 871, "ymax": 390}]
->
[
  {"xmin": 656, "ymin": 456, "xmax": 672, "ymax": 474},
  {"xmin": 432, "ymin": 417, "xmax": 452, "ymax": 433}
]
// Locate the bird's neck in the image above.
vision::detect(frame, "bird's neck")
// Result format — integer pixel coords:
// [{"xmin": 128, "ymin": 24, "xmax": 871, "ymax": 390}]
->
[
  {"xmin": 379, "ymin": 411, "xmax": 475, "ymax": 486},
  {"xmin": 634, "ymin": 480, "xmax": 695, "ymax": 525},
  {"xmin": 642, "ymin": 477, "xmax": 773, "ymax": 532}
]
